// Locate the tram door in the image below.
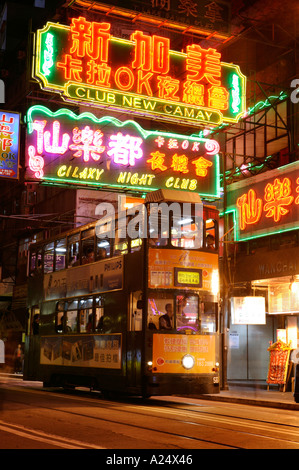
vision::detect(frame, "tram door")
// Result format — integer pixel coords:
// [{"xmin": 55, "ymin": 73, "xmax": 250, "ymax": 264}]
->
[{"xmin": 126, "ymin": 291, "xmax": 143, "ymax": 391}]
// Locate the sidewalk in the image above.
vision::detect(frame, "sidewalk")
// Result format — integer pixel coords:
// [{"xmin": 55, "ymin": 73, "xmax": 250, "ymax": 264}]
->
[{"xmin": 196, "ymin": 381, "xmax": 299, "ymax": 411}]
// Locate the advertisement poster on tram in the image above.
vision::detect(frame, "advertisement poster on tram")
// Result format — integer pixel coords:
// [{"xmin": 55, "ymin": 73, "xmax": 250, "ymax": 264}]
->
[
  {"xmin": 40, "ymin": 333, "xmax": 122, "ymax": 369},
  {"xmin": 148, "ymin": 248, "xmax": 218, "ymax": 291},
  {"xmin": 152, "ymin": 334, "xmax": 215, "ymax": 374},
  {"xmin": 43, "ymin": 256, "xmax": 123, "ymax": 301}
]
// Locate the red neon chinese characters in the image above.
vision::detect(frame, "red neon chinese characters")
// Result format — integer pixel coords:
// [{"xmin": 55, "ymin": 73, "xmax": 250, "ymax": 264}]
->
[
  {"xmin": 264, "ymin": 177, "xmax": 294, "ymax": 222},
  {"xmin": 147, "ymin": 151, "xmax": 167, "ymax": 171},
  {"xmin": 171, "ymin": 154, "xmax": 189, "ymax": 173},
  {"xmin": 236, "ymin": 189, "xmax": 263, "ymax": 230},
  {"xmin": 70, "ymin": 17, "xmax": 110, "ymax": 61},
  {"xmin": 208, "ymin": 86, "xmax": 229, "ymax": 110},
  {"xmin": 186, "ymin": 45, "xmax": 221, "ymax": 86},
  {"xmin": 192, "ymin": 157, "xmax": 213, "ymax": 177},
  {"xmin": 131, "ymin": 31, "xmax": 170, "ymax": 74},
  {"xmin": 57, "ymin": 54, "xmax": 83, "ymax": 81},
  {"xmin": 183, "ymin": 82, "xmax": 205, "ymax": 106},
  {"xmin": 157, "ymin": 76, "xmax": 180, "ymax": 101},
  {"xmin": 296, "ymin": 177, "xmax": 299, "ymax": 205},
  {"xmin": 57, "ymin": 18, "xmax": 111, "ymax": 86}
]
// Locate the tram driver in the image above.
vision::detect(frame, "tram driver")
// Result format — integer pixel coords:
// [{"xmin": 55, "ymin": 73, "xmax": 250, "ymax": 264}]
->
[{"xmin": 159, "ymin": 303, "xmax": 174, "ymax": 330}]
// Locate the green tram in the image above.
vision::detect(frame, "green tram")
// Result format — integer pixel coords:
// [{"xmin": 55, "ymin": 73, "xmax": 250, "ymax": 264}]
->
[{"xmin": 24, "ymin": 189, "xmax": 220, "ymax": 397}]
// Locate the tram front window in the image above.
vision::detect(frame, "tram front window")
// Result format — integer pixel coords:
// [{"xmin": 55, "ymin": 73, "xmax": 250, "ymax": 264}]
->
[
  {"xmin": 176, "ymin": 295, "xmax": 199, "ymax": 332},
  {"xmin": 147, "ymin": 293, "xmax": 199, "ymax": 332}
]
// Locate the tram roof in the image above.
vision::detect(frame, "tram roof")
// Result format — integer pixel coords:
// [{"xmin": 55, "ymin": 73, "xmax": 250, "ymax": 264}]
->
[{"xmin": 144, "ymin": 190, "xmax": 202, "ymax": 205}]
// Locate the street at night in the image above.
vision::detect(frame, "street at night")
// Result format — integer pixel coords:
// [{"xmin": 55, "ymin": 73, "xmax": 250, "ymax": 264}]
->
[{"xmin": 1, "ymin": 374, "xmax": 299, "ymax": 450}]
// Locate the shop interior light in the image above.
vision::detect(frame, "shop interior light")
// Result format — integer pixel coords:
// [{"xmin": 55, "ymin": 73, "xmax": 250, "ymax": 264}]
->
[{"xmin": 290, "ymin": 276, "xmax": 299, "ymax": 294}]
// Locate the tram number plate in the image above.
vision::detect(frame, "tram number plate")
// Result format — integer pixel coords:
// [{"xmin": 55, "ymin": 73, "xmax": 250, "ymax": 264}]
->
[{"xmin": 174, "ymin": 268, "xmax": 202, "ymax": 287}]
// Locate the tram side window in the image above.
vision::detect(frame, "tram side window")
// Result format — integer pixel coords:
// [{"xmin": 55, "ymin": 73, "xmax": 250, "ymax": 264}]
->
[
  {"xmin": 55, "ymin": 238, "xmax": 66, "ymax": 271},
  {"xmin": 67, "ymin": 233, "xmax": 80, "ymax": 267},
  {"xmin": 82, "ymin": 228, "xmax": 95, "ymax": 264},
  {"xmin": 205, "ymin": 219, "xmax": 217, "ymax": 250},
  {"xmin": 29, "ymin": 306, "xmax": 40, "ymax": 335},
  {"xmin": 30, "ymin": 251, "xmax": 42, "ymax": 275},
  {"xmin": 79, "ymin": 298, "xmax": 93, "ymax": 332},
  {"xmin": 148, "ymin": 206, "xmax": 168, "ymax": 247},
  {"xmin": 56, "ymin": 309, "xmax": 77, "ymax": 333},
  {"xmin": 95, "ymin": 298, "xmax": 105, "ymax": 331},
  {"xmin": 97, "ymin": 239, "xmax": 110, "ymax": 259},
  {"xmin": 44, "ymin": 242, "xmax": 54, "ymax": 273},
  {"xmin": 171, "ymin": 215, "xmax": 203, "ymax": 249},
  {"xmin": 200, "ymin": 301, "xmax": 217, "ymax": 333},
  {"xmin": 113, "ymin": 218, "xmax": 128, "ymax": 256}
]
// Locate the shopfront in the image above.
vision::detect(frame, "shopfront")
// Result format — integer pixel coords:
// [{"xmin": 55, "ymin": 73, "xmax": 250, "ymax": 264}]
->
[{"xmin": 225, "ymin": 162, "xmax": 299, "ymax": 383}]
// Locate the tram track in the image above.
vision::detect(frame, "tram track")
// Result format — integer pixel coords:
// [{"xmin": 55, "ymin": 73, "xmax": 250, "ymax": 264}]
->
[{"xmin": 2, "ymin": 383, "xmax": 299, "ymax": 449}]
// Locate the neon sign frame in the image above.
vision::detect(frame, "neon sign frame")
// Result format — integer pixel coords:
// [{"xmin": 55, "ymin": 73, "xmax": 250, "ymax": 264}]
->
[
  {"xmin": 33, "ymin": 18, "xmax": 246, "ymax": 127},
  {"xmin": 0, "ymin": 110, "xmax": 20, "ymax": 180},
  {"xmin": 25, "ymin": 105, "xmax": 221, "ymax": 198},
  {"xmin": 225, "ymin": 161, "xmax": 299, "ymax": 241}
]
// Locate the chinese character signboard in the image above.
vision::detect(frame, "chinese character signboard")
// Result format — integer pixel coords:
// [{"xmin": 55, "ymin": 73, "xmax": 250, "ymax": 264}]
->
[
  {"xmin": 33, "ymin": 17, "xmax": 246, "ymax": 127},
  {"xmin": 86, "ymin": 0, "xmax": 231, "ymax": 37},
  {"xmin": 25, "ymin": 105, "xmax": 220, "ymax": 197},
  {"xmin": 267, "ymin": 340, "xmax": 291, "ymax": 391},
  {"xmin": 226, "ymin": 161, "xmax": 299, "ymax": 241},
  {"xmin": 0, "ymin": 110, "xmax": 20, "ymax": 180}
]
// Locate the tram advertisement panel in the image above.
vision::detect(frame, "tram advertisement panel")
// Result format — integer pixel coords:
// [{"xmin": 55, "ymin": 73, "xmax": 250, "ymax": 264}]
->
[
  {"xmin": 40, "ymin": 334, "xmax": 121, "ymax": 369},
  {"xmin": 152, "ymin": 334, "xmax": 215, "ymax": 374},
  {"xmin": 148, "ymin": 248, "xmax": 218, "ymax": 291},
  {"xmin": 43, "ymin": 256, "xmax": 123, "ymax": 300}
]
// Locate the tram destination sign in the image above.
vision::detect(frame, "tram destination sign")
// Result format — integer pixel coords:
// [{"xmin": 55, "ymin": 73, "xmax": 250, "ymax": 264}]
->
[
  {"xmin": 33, "ymin": 17, "xmax": 246, "ymax": 127},
  {"xmin": 25, "ymin": 105, "xmax": 220, "ymax": 198}
]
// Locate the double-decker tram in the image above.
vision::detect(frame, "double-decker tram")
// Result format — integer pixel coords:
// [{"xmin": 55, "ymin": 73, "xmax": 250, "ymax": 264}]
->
[{"xmin": 24, "ymin": 189, "xmax": 220, "ymax": 397}]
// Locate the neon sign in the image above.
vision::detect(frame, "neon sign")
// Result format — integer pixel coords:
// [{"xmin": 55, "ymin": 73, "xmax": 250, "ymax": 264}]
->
[
  {"xmin": 33, "ymin": 18, "xmax": 246, "ymax": 127},
  {"xmin": 25, "ymin": 105, "xmax": 220, "ymax": 197},
  {"xmin": 0, "ymin": 110, "xmax": 20, "ymax": 180},
  {"xmin": 226, "ymin": 161, "xmax": 299, "ymax": 240}
]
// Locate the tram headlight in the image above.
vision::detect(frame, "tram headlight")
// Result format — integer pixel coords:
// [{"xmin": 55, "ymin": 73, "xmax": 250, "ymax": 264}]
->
[{"xmin": 182, "ymin": 354, "xmax": 195, "ymax": 370}]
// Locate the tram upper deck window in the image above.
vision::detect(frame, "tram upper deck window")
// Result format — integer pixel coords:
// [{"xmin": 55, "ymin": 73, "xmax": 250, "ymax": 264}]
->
[
  {"xmin": 55, "ymin": 238, "xmax": 66, "ymax": 271},
  {"xmin": 82, "ymin": 228, "xmax": 95, "ymax": 264},
  {"xmin": 44, "ymin": 242, "xmax": 54, "ymax": 273},
  {"xmin": 67, "ymin": 233, "xmax": 80, "ymax": 267},
  {"xmin": 97, "ymin": 239, "xmax": 110, "ymax": 259},
  {"xmin": 113, "ymin": 218, "xmax": 128, "ymax": 256},
  {"xmin": 148, "ymin": 206, "xmax": 168, "ymax": 247},
  {"xmin": 29, "ymin": 250, "xmax": 42, "ymax": 275},
  {"xmin": 171, "ymin": 216, "xmax": 202, "ymax": 249}
]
